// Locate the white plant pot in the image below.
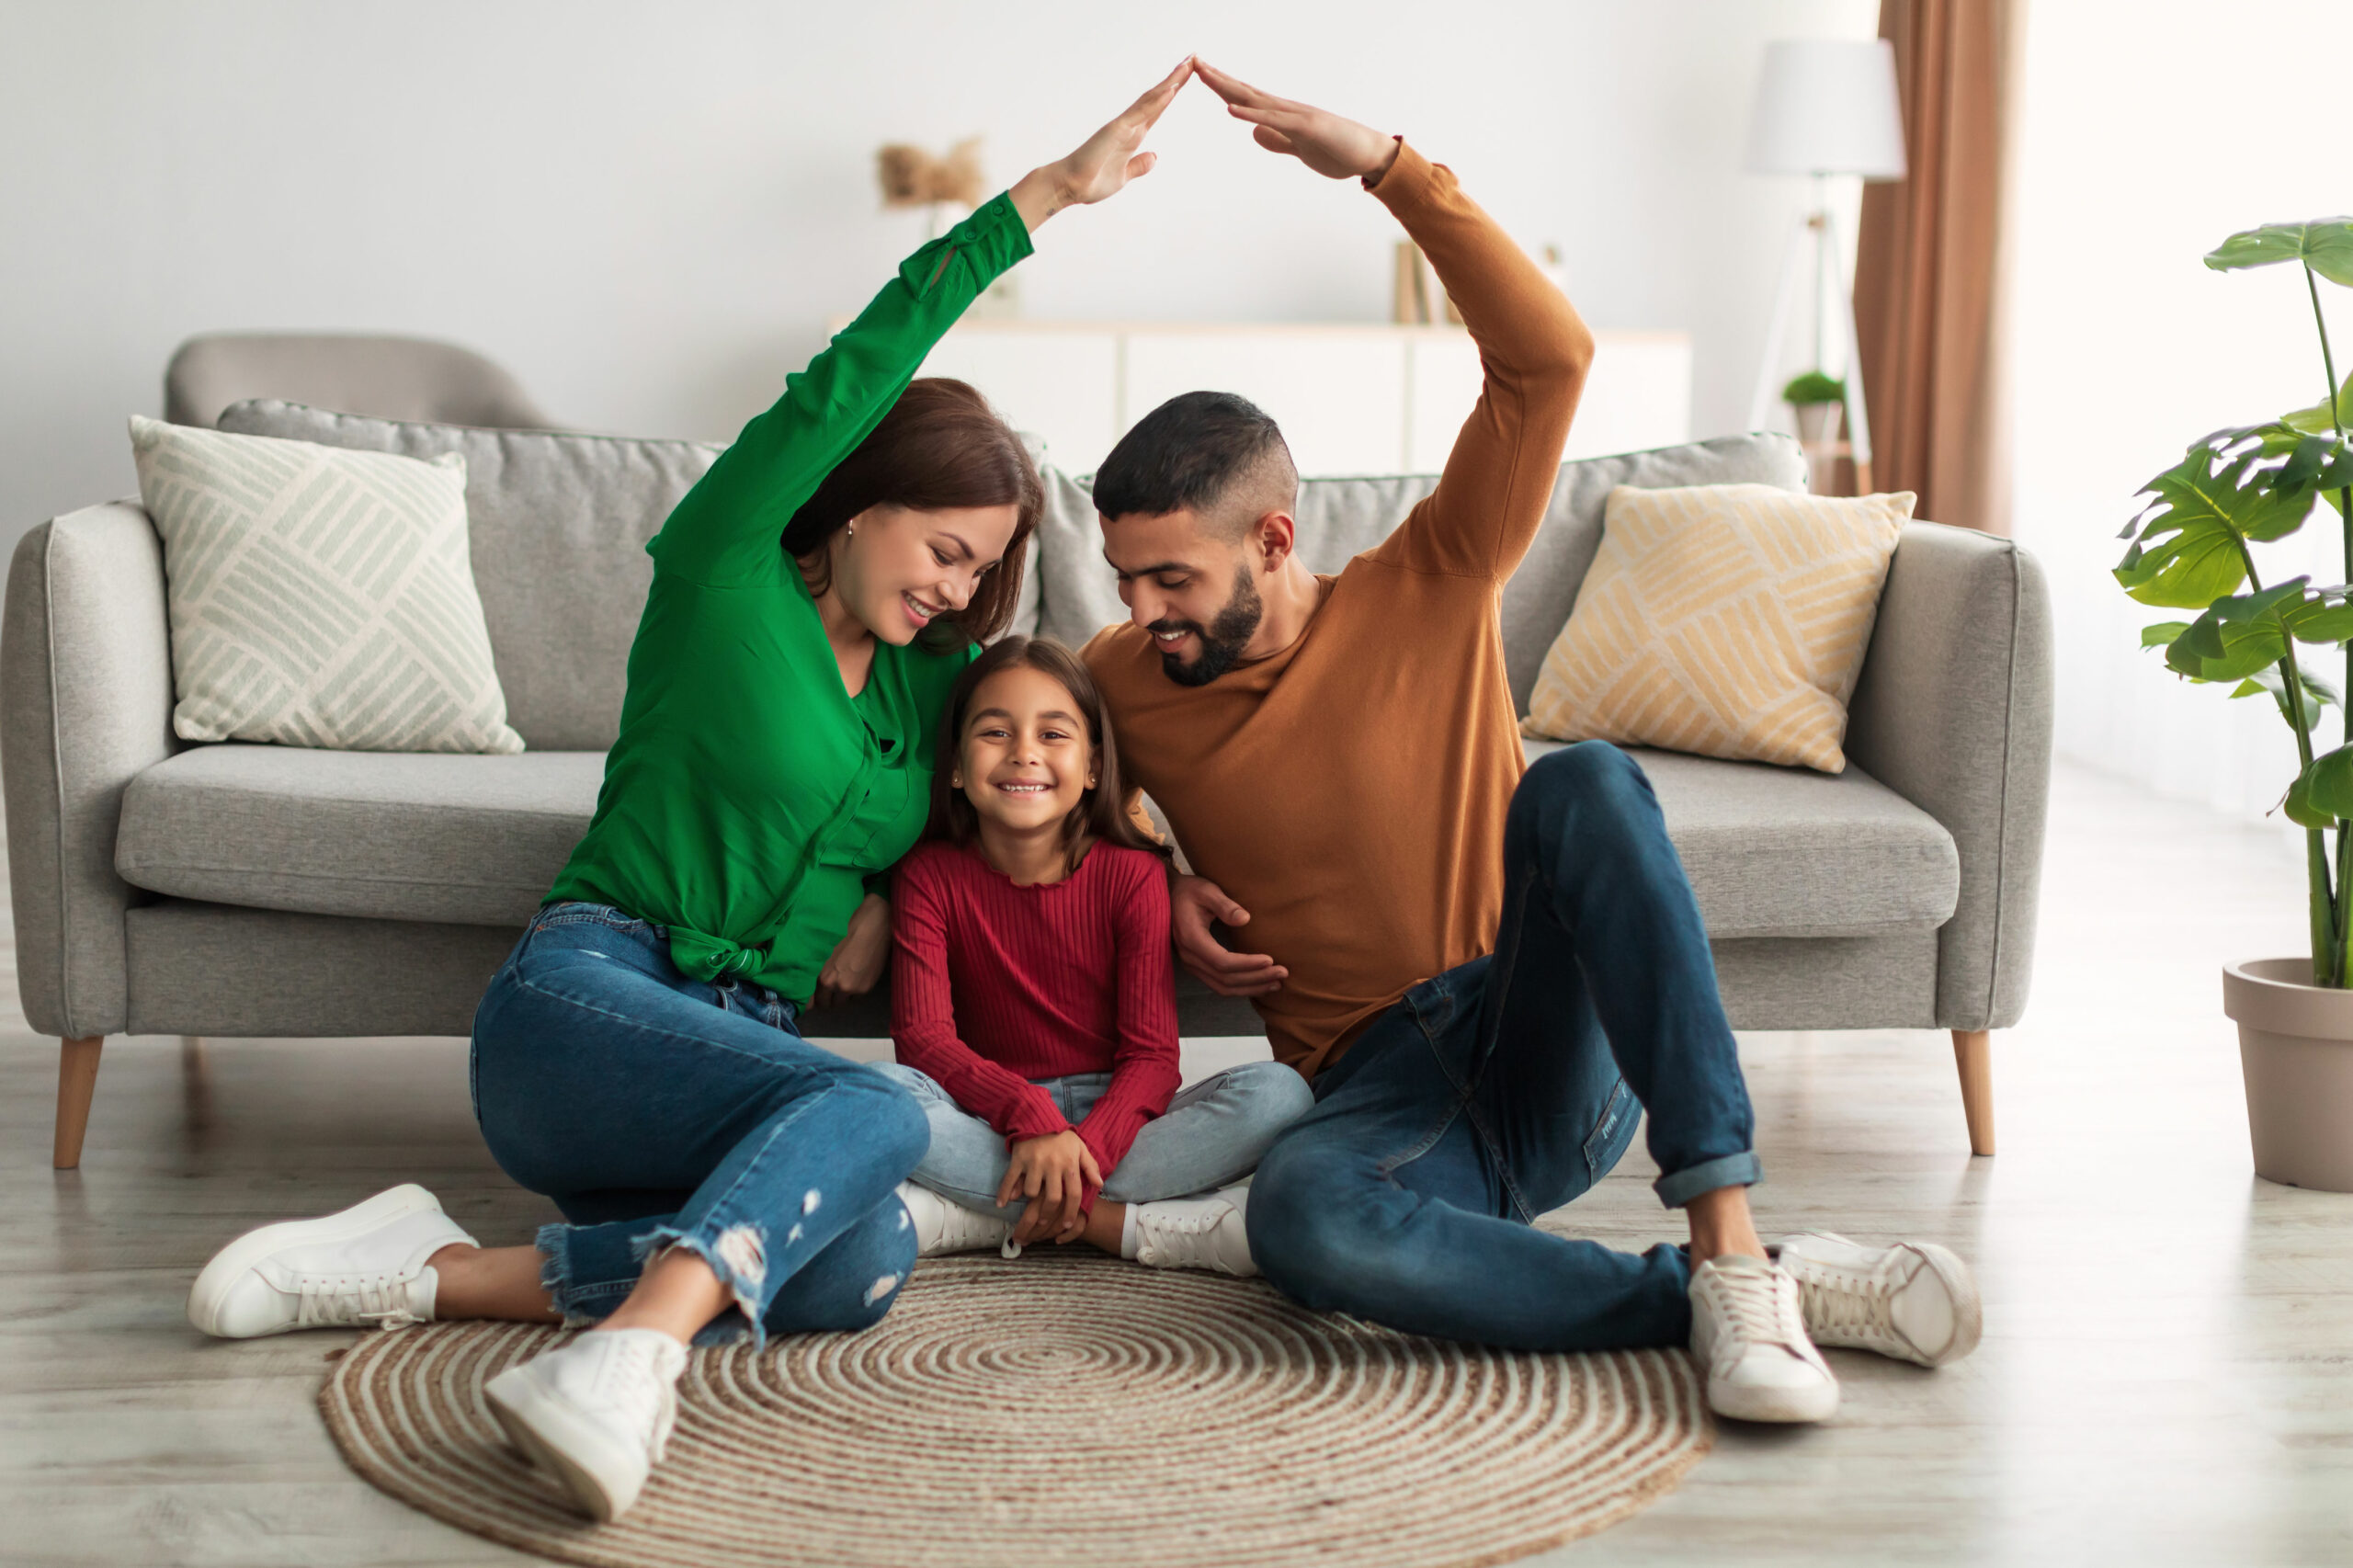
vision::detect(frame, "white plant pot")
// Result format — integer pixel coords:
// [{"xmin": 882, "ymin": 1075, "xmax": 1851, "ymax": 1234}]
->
[{"xmin": 2221, "ymin": 958, "xmax": 2353, "ymax": 1191}]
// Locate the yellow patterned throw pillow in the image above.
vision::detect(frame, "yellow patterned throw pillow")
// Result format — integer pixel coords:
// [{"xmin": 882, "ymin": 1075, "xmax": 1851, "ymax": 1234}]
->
[{"xmin": 1521, "ymin": 483, "xmax": 1914, "ymax": 774}]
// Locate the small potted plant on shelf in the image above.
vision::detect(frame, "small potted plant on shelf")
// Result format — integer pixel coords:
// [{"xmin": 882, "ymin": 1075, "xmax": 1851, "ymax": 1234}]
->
[
  {"xmin": 1782, "ymin": 369, "xmax": 1847, "ymax": 492},
  {"xmin": 2116, "ymin": 217, "xmax": 2353, "ymax": 1190}
]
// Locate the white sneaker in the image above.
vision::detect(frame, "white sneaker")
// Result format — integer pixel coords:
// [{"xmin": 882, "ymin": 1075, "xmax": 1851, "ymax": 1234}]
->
[
  {"xmin": 1132, "ymin": 1186, "xmax": 1257, "ymax": 1277},
  {"xmin": 188, "ymin": 1183, "xmax": 475, "ymax": 1339},
  {"xmin": 1777, "ymin": 1232, "xmax": 1983, "ymax": 1369},
  {"xmin": 896, "ymin": 1181, "xmax": 1016, "ymax": 1257},
  {"xmin": 484, "ymin": 1328, "xmax": 688, "ymax": 1522},
  {"xmin": 1688, "ymin": 1253, "xmax": 1839, "ymax": 1424}
]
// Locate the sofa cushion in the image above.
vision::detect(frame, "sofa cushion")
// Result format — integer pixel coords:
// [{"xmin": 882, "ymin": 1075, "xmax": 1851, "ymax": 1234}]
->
[
  {"xmin": 1525, "ymin": 741, "xmax": 1959, "ymax": 937},
  {"xmin": 217, "ymin": 401, "xmax": 725, "ymax": 752},
  {"xmin": 1034, "ymin": 433, "xmax": 1809, "ymax": 712},
  {"xmin": 118, "ymin": 744, "xmax": 603, "ymax": 926},
  {"xmin": 129, "ymin": 416, "xmax": 526, "ymax": 756},
  {"xmin": 217, "ymin": 403, "xmax": 1050, "ymax": 751},
  {"xmin": 118, "ymin": 736, "xmax": 1955, "ymax": 943},
  {"xmin": 1523, "ymin": 483, "xmax": 1913, "ymax": 773}
]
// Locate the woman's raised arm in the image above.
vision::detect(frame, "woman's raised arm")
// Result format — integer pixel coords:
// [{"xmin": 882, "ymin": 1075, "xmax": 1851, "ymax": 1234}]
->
[{"xmin": 648, "ymin": 59, "xmax": 1195, "ymax": 586}]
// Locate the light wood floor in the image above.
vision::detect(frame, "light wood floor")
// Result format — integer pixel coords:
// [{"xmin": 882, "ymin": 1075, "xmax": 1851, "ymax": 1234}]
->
[{"xmin": 4, "ymin": 763, "xmax": 2349, "ymax": 1566}]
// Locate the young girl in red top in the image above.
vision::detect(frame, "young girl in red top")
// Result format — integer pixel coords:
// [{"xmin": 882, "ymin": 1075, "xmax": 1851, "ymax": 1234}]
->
[{"xmin": 876, "ymin": 635, "xmax": 1314, "ymax": 1275}]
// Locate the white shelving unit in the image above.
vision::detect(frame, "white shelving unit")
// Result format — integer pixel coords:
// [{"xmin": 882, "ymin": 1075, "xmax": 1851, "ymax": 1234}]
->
[{"xmin": 902, "ymin": 323, "xmax": 1693, "ymax": 477}]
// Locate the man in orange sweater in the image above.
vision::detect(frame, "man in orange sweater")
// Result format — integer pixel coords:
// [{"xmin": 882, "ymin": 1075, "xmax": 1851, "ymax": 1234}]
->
[{"xmin": 1080, "ymin": 62, "xmax": 1983, "ymax": 1425}]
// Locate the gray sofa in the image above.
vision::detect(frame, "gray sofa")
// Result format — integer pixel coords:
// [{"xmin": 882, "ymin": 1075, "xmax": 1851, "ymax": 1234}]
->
[{"xmin": 4, "ymin": 401, "xmax": 2052, "ymax": 1170}]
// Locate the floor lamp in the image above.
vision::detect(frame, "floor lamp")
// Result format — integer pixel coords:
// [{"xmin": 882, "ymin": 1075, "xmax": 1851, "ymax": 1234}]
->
[{"xmin": 1745, "ymin": 39, "xmax": 1907, "ymax": 495}]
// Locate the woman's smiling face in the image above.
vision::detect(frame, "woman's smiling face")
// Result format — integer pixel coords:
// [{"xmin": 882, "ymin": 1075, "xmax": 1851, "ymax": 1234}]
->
[
  {"xmin": 832, "ymin": 501, "xmax": 1019, "ymax": 644},
  {"xmin": 953, "ymin": 665, "xmax": 1097, "ymax": 835}
]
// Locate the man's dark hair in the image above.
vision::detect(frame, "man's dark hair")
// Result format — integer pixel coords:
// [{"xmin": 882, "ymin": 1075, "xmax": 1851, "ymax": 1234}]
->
[{"xmin": 1092, "ymin": 391, "xmax": 1298, "ymax": 538}]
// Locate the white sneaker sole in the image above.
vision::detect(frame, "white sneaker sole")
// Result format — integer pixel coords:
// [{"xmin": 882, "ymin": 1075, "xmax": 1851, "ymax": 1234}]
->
[
  {"xmin": 1706, "ymin": 1372, "xmax": 1840, "ymax": 1425},
  {"xmin": 187, "ymin": 1183, "xmax": 444, "ymax": 1339},
  {"xmin": 484, "ymin": 1360, "xmax": 647, "ymax": 1522}
]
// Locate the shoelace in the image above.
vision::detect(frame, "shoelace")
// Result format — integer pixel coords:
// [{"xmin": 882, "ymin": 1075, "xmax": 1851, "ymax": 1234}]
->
[
  {"xmin": 1138, "ymin": 1202, "xmax": 1233, "ymax": 1267},
  {"xmin": 1710, "ymin": 1266, "xmax": 1808, "ymax": 1359},
  {"xmin": 1794, "ymin": 1266, "xmax": 1899, "ymax": 1346},
  {"xmin": 293, "ymin": 1271, "xmax": 423, "ymax": 1331},
  {"xmin": 594, "ymin": 1336, "xmax": 681, "ymax": 1462}
]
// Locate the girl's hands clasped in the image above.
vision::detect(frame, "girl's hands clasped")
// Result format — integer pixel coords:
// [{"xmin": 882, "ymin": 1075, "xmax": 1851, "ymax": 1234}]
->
[
  {"xmin": 999, "ymin": 1129, "xmax": 1106, "ymax": 1246},
  {"xmin": 1008, "ymin": 56, "xmax": 1195, "ymax": 233}
]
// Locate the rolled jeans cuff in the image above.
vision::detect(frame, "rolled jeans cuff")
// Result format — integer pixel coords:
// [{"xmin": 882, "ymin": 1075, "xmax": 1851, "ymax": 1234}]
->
[
  {"xmin": 1653, "ymin": 1151, "xmax": 1764, "ymax": 1210},
  {"xmin": 536, "ymin": 1221, "xmax": 631, "ymax": 1329}
]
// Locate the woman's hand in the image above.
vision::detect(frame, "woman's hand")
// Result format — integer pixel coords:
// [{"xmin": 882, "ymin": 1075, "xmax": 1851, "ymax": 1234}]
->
[
  {"xmin": 1193, "ymin": 59, "xmax": 1400, "ymax": 185},
  {"xmin": 1171, "ymin": 874, "xmax": 1288, "ymax": 997},
  {"xmin": 813, "ymin": 892, "xmax": 892, "ymax": 1009},
  {"xmin": 1008, "ymin": 56, "xmax": 1194, "ymax": 232},
  {"xmin": 999, "ymin": 1129, "xmax": 1106, "ymax": 1246}
]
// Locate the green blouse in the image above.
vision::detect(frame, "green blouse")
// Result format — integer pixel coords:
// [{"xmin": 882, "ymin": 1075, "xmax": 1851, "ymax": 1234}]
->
[{"xmin": 544, "ymin": 192, "xmax": 1032, "ymax": 1002}]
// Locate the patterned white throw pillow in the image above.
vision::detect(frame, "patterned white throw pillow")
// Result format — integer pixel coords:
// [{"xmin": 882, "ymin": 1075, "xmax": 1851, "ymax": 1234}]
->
[{"xmin": 129, "ymin": 415, "xmax": 525, "ymax": 754}]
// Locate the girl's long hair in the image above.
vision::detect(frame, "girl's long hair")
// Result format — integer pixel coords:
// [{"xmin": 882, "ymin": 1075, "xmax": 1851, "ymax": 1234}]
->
[
  {"xmin": 926, "ymin": 635, "xmax": 1172, "ymax": 876},
  {"xmin": 780, "ymin": 377, "xmax": 1042, "ymax": 648}
]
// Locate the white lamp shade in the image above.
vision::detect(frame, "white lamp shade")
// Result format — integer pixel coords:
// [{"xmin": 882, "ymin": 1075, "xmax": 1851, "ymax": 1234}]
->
[{"xmin": 1745, "ymin": 39, "xmax": 1907, "ymax": 179}]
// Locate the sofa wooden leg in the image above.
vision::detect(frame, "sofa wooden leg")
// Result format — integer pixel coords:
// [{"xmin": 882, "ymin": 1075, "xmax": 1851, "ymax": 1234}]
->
[
  {"xmin": 1951, "ymin": 1028, "xmax": 1995, "ymax": 1157},
  {"xmin": 54, "ymin": 1036, "xmax": 105, "ymax": 1169}
]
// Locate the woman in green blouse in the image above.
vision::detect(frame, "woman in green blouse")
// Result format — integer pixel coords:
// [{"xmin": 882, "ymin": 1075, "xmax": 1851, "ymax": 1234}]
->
[{"xmin": 184, "ymin": 61, "xmax": 1196, "ymax": 1520}]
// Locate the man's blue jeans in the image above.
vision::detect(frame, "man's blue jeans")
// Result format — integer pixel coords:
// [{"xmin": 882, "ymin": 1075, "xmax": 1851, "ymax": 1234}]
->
[
  {"xmin": 872, "ymin": 1061, "xmax": 1315, "ymax": 1219},
  {"xmin": 1245, "ymin": 742, "xmax": 1762, "ymax": 1353},
  {"xmin": 469, "ymin": 902, "xmax": 928, "ymax": 1348}
]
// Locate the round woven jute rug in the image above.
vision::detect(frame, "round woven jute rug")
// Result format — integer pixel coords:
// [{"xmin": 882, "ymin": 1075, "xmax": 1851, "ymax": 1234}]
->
[{"xmin": 321, "ymin": 1249, "xmax": 1711, "ymax": 1568}]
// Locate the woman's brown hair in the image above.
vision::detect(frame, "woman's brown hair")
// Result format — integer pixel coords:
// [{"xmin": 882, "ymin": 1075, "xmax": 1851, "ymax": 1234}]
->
[
  {"xmin": 926, "ymin": 635, "xmax": 1171, "ymax": 875},
  {"xmin": 781, "ymin": 377, "xmax": 1043, "ymax": 647}
]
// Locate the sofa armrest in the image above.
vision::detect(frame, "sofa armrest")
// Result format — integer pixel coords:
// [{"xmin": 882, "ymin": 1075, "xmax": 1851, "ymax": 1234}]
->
[
  {"xmin": 1845, "ymin": 521, "xmax": 2053, "ymax": 1032},
  {"xmin": 2, "ymin": 506, "xmax": 181, "ymax": 1039}
]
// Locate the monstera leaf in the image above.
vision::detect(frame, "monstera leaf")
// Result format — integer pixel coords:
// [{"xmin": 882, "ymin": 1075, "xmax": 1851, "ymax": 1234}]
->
[
  {"xmin": 2288, "ymin": 743, "xmax": 2353, "ymax": 829},
  {"xmin": 2233, "ymin": 663, "xmax": 2340, "ymax": 732},
  {"xmin": 2117, "ymin": 444, "xmax": 2319, "ymax": 607},
  {"xmin": 2284, "ymin": 372, "xmax": 2353, "ymax": 437},
  {"xmin": 2205, "ymin": 219, "xmax": 2353, "ymax": 286},
  {"xmin": 2164, "ymin": 581, "xmax": 2308, "ymax": 679}
]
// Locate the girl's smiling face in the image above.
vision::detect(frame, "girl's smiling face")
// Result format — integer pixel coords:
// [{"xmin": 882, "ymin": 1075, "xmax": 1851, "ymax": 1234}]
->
[{"xmin": 952, "ymin": 665, "xmax": 1097, "ymax": 835}]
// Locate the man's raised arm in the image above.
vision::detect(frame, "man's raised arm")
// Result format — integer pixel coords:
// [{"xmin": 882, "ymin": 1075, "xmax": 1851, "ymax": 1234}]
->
[{"xmin": 1195, "ymin": 62, "xmax": 1595, "ymax": 582}]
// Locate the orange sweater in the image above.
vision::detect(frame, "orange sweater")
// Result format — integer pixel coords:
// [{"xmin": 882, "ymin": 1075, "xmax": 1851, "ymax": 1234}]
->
[{"xmin": 1083, "ymin": 143, "xmax": 1595, "ymax": 1078}]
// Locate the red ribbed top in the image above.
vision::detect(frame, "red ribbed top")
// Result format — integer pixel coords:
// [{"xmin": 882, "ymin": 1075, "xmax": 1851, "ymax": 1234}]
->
[{"xmin": 890, "ymin": 838, "xmax": 1180, "ymax": 1193}]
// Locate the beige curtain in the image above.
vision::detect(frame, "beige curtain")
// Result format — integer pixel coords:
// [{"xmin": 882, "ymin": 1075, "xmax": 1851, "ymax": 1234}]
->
[{"xmin": 1853, "ymin": 0, "xmax": 2020, "ymax": 534}]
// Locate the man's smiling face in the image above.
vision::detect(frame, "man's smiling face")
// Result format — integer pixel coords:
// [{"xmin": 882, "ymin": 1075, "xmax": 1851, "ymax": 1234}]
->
[{"xmin": 1100, "ymin": 508, "xmax": 1266, "ymax": 687}]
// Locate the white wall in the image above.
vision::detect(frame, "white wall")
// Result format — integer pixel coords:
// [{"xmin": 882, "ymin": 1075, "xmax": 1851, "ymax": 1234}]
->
[
  {"xmin": 2010, "ymin": 0, "xmax": 2353, "ymax": 833},
  {"xmin": 0, "ymin": 0, "xmax": 1875, "ymax": 549}
]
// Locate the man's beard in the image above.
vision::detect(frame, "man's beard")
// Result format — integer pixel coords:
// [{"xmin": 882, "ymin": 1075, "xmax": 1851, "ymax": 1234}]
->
[{"xmin": 1152, "ymin": 570, "xmax": 1263, "ymax": 688}]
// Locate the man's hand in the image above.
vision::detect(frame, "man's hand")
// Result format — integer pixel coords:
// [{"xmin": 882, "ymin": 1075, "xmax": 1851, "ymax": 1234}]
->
[
  {"xmin": 999, "ymin": 1130, "xmax": 1105, "ymax": 1246},
  {"xmin": 1009, "ymin": 56, "xmax": 1193, "ymax": 231},
  {"xmin": 1194, "ymin": 60, "xmax": 1400, "ymax": 184},
  {"xmin": 813, "ymin": 892, "xmax": 891, "ymax": 1009},
  {"xmin": 1172, "ymin": 874, "xmax": 1288, "ymax": 998}
]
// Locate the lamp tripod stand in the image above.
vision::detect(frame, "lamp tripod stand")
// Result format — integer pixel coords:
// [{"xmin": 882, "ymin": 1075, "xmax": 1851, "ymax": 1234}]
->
[{"xmin": 1747, "ymin": 176, "xmax": 1875, "ymax": 495}]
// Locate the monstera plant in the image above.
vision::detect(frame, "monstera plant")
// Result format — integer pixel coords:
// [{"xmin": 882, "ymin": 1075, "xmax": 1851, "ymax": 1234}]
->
[{"xmin": 2120, "ymin": 219, "xmax": 2353, "ymax": 988}]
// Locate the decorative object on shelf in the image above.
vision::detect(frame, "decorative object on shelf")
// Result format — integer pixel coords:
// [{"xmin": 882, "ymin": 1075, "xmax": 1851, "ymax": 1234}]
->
[
  {"xmin": 1782, "ymin": 369, "xmax": 1848, "ymax": 493},
  {"xmin": 1743, "ymin": 38, "xmax": 1907, "ymax": 495},
  {"xmin": 876, "ymin": 136, "xmax": 985, "ymax": 226},
  {"xmin": 1390, "ymin": 241, "xmax": 1460, "ymax": 326},
  {"xmin": 875, "ymin": 136, "xmax": 1017, "ymax": 317},
  {"xmin": 2117, "ymin": 216, "xmax": 2353, "ymax": 1189}
]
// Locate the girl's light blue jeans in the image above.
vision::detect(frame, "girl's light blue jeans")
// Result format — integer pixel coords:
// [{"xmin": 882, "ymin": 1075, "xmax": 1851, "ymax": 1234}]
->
[{"xmin": 870, "ymin": 1060, "xmax": 1314, "ymax": 1218}]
